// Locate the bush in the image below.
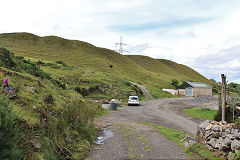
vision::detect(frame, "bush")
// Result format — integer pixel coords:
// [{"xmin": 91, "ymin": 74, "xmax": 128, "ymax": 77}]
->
[
  {"xmin": 0, "ymin": 97, "xmax": 23, "ymax": 159},
  {"xmin": 0, "ymin": 47, "xmax": 16, "ymax": 70},
  {"xmin": 74, "ymin": 86, "xmax": 83, "ymax": 94},
  {"xmin": 171, "ymin": 79, "xmax": 179, "ymax": 89},
  {"xmin": 44, "ymin": 93, "xmax": 55, "ymax": 105}
]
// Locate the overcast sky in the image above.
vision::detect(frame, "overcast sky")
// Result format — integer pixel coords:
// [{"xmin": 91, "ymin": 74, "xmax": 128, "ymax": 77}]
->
[{"xmin": 1, "ymin": 0, "xmax": 240, "ymax": 83}]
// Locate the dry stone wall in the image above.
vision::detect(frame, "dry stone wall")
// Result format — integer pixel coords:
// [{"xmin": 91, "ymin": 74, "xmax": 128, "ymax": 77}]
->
[{"xmin": 197, "ymin": 120, "xmax": 240, "ymax": 159}]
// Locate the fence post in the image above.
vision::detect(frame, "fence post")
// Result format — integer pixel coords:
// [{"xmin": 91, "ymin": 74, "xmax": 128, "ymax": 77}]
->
[{"xmin": 221, "ymin": 74, "xmax": 226, "ymax": 122}]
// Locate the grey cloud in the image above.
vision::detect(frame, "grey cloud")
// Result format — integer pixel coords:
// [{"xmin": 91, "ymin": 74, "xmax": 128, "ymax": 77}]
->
[
  {"xmin": 193, "ymin": 45, "xmax": 240, "ymax": 82},
  {"xmin": 127, "ymin": 43, "xmax": 150, "ymax": 55}
]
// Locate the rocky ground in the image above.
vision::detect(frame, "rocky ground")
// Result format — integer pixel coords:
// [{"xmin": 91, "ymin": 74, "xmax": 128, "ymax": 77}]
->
[{"xmin": 87, "ymin": 96, "xmax": 218, "ymax": 160}]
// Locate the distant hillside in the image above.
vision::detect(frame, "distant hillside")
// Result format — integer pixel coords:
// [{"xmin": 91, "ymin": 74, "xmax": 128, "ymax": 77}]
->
[{"xmin": 0, "ymin": 32, "xmax": 212, "ymax": 98}]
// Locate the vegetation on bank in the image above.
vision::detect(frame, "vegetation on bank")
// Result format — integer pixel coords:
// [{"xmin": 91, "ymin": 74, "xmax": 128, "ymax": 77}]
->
[
  {"xmin": 183, "ymin": 107, "xmax": 217, "ymax": 120},
  {"xmin": 0, "ymin": 97, "xmax": 23, "ymax": 160},
  {"xmin": 0, "ymin": 47, "xmax": 104, "ymax": 159},
  {"xmin": 138, "ymin": 122, "xmax": 222, "ymax": 160}
]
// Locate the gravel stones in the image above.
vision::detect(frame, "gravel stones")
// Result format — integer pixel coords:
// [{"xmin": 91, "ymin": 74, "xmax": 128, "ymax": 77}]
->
[{"xmin": 193, "ymin": 95, "xmax": 218, "ymax": 103}]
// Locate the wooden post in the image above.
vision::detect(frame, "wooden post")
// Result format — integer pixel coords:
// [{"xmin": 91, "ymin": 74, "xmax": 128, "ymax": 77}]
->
[{"xmin": 221, "ymin": 74, "xmax": 226, "ymax": 122}]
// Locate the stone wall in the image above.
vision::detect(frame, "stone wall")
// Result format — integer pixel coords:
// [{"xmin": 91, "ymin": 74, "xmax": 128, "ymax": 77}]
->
[
  {"xmin": 197, "ymin": 120, "xmax": 240, "ymax": 159},
  {"xmin": 193, "ymin": 88, "xmax": 212, "ymax": 96}
]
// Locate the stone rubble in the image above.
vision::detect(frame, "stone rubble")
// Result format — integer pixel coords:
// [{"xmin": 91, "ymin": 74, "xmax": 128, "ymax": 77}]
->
[
  {"xmin": 197, "ymin": 120, "xmax": 240, "ymax": 159},
  {"xmin": 192, "ymin": 95, "xmax": 218, "ymax": 103}
]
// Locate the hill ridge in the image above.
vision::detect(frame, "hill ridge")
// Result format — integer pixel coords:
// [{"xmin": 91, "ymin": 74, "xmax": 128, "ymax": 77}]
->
[{"xmin": 0, "ymin": 32, "xmax": 212, "ymax": 94}]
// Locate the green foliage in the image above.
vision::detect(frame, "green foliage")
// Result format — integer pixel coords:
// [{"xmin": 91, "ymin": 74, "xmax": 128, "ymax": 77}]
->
[
  {"xmin": 171, "ymin": 79, "xmax": 179, "ymax": 89},
  {"xmin": 0, "ymin": 47, "xmax": 16, "ymax": 69},
  {"xmin": 228, "ymin": 82, "xmax": 238, "ymax": 89},
  {"xmin": 0, "ymin": 97, "xmax": 23, "ymax": 160},
  {"xmin": 42, "ymin": 100, "xmax": 100, "ymax": 159},
  {"xmin": 0, "ymin": 47, "xmax": 52, "ymax": 80},
  {"xmin": 210, "ymin": 79, "xmax": 217, "ymax": 83},
  {"xmin": 228, "ymin": 82, "xmax": 240, "ymax": 95},
  {"xmin": 232, "ymin": 150, "xmax": 240, "ymax": 160},
  {"xmin": 183, "ymin": 107, "xmax": 217, "ymax": 120},
  {"xmin": 74, "ymin": 86, "xmax": 83, "ymax": 95},
  {"xmin": 214, "ymin": 97, "xmax": 240, "ymax": 123}
]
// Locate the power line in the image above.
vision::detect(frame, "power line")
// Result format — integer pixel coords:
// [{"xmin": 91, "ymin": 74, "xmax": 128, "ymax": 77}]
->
[{"xmin": 115, "ymin": 36, "xmax": 128, "ymax": 54}]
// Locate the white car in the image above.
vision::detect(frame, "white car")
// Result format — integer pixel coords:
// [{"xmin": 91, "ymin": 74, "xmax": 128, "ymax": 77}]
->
[{"xmin": 128, "ymin": 96, "xmax": 139, "ymax": 106}]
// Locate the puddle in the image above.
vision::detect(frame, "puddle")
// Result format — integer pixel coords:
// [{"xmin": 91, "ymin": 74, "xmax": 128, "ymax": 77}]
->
[{"xmin": 96, "ymin": 128, "xmax": 114, "ymax": 145}]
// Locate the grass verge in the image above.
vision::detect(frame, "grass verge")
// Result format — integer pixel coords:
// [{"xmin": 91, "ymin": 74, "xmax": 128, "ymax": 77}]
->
[
  {"xmin": 183, "ymin": 107, "xmax": 217, "ymax": 120},
  {"xmin": 138, "ymin": 122, "xmax": 222, "ymax": 160}
]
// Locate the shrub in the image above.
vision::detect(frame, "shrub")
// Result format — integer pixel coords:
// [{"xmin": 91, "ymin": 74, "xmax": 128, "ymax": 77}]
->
[
  {"xmin": 171, "ymin": 79, "xmax": 179, "ymax": 89},
  {"xmin": 44, "ymin": 93, "xmax": 55, "ymax": 105},
  {"xmin": 74, "ymin": 86, "xmax": 82, "ymax": 94},
  {"xmin": 0, "ymin": 47, "xmax": 16, "ymax": 69},
  {"xmin": 0, "ymin": 97, "xmax": 23, "ymax": 159}
]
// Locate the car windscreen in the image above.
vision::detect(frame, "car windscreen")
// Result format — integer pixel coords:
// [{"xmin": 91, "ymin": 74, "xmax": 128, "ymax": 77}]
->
[{"xmin": 129, "ymin": 97, "xmax": 138, "ymax": 100}]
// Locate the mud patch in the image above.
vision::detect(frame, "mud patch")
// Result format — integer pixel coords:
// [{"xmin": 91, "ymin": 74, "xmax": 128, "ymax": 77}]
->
[{"xmin": 96, "ymin": 128, "xmax": 114, "ymax": 145}]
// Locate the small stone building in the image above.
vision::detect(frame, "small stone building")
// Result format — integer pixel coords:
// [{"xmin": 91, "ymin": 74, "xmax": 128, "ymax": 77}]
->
[{"xmin": 179, "ymin": 82, "xmax": 212, "ymax": 97}]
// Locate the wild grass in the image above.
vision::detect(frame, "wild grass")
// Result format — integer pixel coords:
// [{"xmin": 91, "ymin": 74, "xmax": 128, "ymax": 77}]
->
[
  {"xmin": 183, "ymin": 107, "xmax": 217, "ymax": 120},
  {"xmin": 138, "ymin": 122, "xmax": 222, "ymax": 159}
]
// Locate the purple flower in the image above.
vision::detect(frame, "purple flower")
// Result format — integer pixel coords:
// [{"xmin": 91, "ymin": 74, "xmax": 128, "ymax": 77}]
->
[{"xmin": 3, "ymin": 77, "xmax": 8, "ymax": 84}]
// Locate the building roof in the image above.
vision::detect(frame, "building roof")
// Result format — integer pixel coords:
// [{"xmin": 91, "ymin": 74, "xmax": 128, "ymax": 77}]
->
[{"xmin": 185, "ymin": 82, "xmax": 212, "ymax": 88}]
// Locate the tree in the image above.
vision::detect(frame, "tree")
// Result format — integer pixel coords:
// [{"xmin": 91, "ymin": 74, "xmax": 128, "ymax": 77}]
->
[
  {"xmin": 171, "ymin": 79, "xmax": 179, "ymax": 89},
  {"xmin": 228, "ymin": 82, "xmax": 238, "ymax": 89}
]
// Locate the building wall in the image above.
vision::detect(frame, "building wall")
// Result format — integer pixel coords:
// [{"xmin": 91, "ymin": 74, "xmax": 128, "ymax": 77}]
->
[
  {"xmin": 193, "ymin": 88, "xmax": 212, "ymax": 96},
  {"xmin": 178, "ymin": 89, "xmax": 185, "ymax": 96}
]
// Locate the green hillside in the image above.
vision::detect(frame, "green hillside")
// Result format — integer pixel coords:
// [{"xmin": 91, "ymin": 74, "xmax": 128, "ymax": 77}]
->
[
  {"xmin": 0, "ymin": 32, "xmax": 213, "ymax": 159},
  {"xmin": 0, "ymin": 33, "xmax": 212, "ymax": 96}
]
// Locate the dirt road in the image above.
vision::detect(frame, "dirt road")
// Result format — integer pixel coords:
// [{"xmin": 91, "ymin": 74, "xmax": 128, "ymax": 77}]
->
[{"xmin": 87, "ymin": 97, "xmax": 217, "ymax": 160}]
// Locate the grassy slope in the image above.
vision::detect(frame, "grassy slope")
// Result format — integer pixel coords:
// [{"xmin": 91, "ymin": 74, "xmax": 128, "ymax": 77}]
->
[
  {"xmin": 0, "ymin": 33, "xmax": 212, "ymax": 94},
  {"xmin": 0, "ymin": 33, "xmax": 214, "ymax": 159}
]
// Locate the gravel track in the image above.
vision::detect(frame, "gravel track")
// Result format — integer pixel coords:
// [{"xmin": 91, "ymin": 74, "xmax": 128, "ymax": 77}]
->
[{"xmin": 87, "ymin": 97, "xmax": 218, "ymax": 160}]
